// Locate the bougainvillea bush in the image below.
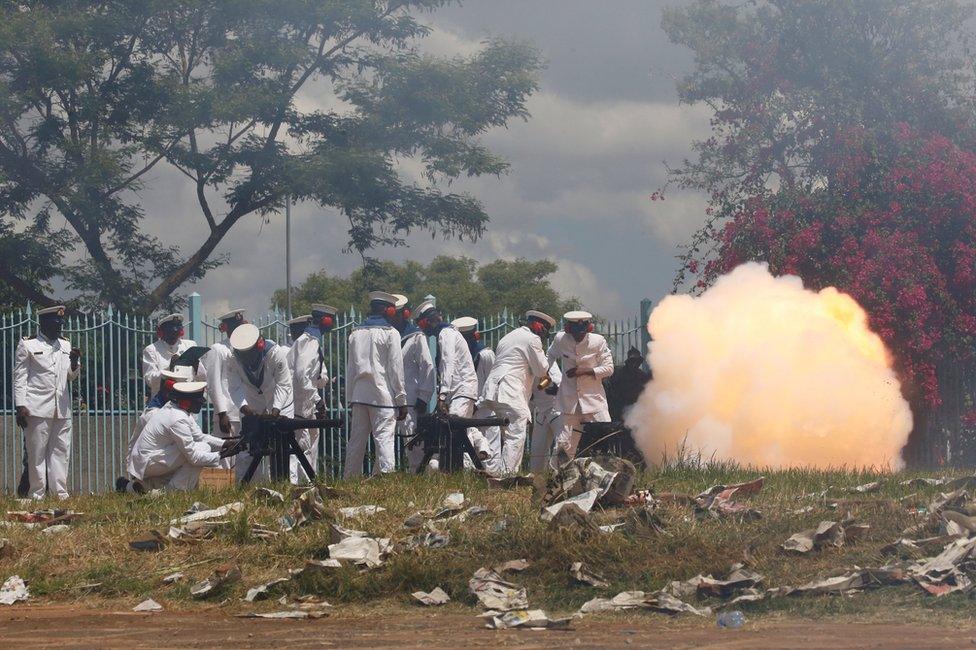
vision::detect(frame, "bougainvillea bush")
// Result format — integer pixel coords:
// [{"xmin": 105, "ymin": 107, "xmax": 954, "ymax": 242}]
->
[
  {"xmin": 662, "ymin": 1, "xmax": 976, "ymax": 458},
  {"xmin": 706, "ymin": 125, "xmax": 976, "ymax": 409}
]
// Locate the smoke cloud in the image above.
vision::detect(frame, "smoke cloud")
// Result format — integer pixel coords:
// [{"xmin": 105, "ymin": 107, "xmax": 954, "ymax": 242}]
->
[{"xmin": 626, "ymin": 263, "xmax": 913, "ymax": 470}]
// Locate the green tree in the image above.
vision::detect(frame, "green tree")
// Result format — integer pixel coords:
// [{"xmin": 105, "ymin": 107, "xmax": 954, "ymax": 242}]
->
[
  {"xmin": 273, "ymin": 255, "xmax": 579, "ymax": 318},
  {"xmin": 662, "ymin": 0, "xmax": 976, "ymax": 290},
  {"xmin": 0, "ymin": 1, "xmax": 542, "ymax": 312}
]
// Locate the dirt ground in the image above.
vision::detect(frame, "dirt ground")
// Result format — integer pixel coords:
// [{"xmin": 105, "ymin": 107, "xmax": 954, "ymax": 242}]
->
[{"xmin": 1, "ymin": 605, "xmax": 973, "ymax": 649}]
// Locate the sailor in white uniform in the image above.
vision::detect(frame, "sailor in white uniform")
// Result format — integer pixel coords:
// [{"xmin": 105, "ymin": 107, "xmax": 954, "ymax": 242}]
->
[{"xmin": 13, "ymin": 305, "xmax": 80, "ymax": 500}]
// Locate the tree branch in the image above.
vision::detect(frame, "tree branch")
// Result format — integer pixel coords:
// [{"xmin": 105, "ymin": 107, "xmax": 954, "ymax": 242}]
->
[{"xmin": 0, "ymin": 264, "xmax": 56, "ymax": 307}]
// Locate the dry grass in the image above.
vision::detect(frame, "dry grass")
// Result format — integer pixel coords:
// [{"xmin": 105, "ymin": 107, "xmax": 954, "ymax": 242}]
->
[{"xmin": 2, "ymin": 462, "xmax": 975, "ymax": 622}]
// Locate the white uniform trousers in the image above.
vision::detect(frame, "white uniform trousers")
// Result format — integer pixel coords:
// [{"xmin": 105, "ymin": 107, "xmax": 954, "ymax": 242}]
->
[
  {"xmin": 556, "ymin": 409, "xmax": 611, "ymax": 460},
  {"xmin": 289, "ymin": 428, "xmax": 318, "ymax": 484},
  {"xmin": 25, "ymin": 416, "xmax": 72, "ymax": 500},
  {"xmin": 479, "ymin": 400, "xmax": 530, "ymax": 476},
  {"xmin": 142, "ymin": 461, "xmax": 203, "ymax": 491},
  {"xmin": 343, "ymin": 404, "xmax": 397, "ymax": 478},
  {"xmin": 212, "ymin": 415, "xmax": 240, "ymax": 472},
  {"xmin": 529, "ymin": 407, "xmax": 560, "ymax": 472},
  {"xmin": 474, "ymin": 405, "xmax": 502, "ymax": 474}
]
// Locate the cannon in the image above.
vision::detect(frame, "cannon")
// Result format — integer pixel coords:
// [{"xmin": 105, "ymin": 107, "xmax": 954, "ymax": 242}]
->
[
  {"xmin": 403, "ymin": 412, "xmax": 509, "ymax": 473},
  {"xmin": 220, "ymin": 413, "xmax": 343, "ymax": 484}
]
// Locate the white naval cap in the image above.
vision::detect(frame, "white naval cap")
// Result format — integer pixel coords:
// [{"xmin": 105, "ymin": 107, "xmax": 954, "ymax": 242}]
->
[
  {"xmin": 172, "ymin": 381, "xmax": 207, "ymax": 396},
  {"xmin": 367, "ymin": 291, "xmax": 397, "ymax": 306},
  {"xmin": 563, "ymin": 310, "xmax": 594, "ymax": 322},
  {"xmin": 37, "ymin": 305, "xmax": 66, "ymax": 317},
  {"xmin": 415, "ymin": 300, "xmax": 437, "ymax": 317},
  {"xmin": 288, "ymin": 314, "xmax": 312, "ymax": 326},
  {"xmin": 451, "ymin": 316, "xmax": 478, "ymax": 332},
  {"xmin": 525, "ymin": 310, "xmax": 555, "ymax": 327},
  {"xmin": 392, "ymin": 294, "xmax": 409, "ymax": 309},
  {"xmin": 311, "ymin": 304, "xmax": 337, "ymax": 317},
  {"xmin": 229, "ymin": 323, "xmax": 261, "ymax": 351},
  {"xmin": 217, "ymin": 308, "xmax": 246, "ymax": 321},
  {"xmin": 161, "ymin": 366, "xmax": 194, "ymax": 382},
  {"xmin": 157, "ymin": 313, "xmax": 183, "ymax": 327}
]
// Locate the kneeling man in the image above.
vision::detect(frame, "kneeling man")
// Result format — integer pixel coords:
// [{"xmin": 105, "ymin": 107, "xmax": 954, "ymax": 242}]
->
[{"xmin": 127, "ymin": 382, "xmax": 227, "ymax": 491}]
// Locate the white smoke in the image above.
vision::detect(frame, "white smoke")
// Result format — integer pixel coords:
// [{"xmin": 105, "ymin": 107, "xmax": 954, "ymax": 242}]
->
[{"xmin": 626, "ymin": 263, "xmax": 913, "ymax": 470}]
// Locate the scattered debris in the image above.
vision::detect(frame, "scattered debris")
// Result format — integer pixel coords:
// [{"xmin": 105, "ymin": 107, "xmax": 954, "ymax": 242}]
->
[
  {"xmin": 486, "ymin": 475, "xmax": 535, "ymax": 489},
  {"xmin": 248, "ymin": 524, "xmax": 280, "ymax": 540},
  {"xmin": 40, "ymin": 524, "xmax": 70, "ymax": 535},
  {"xmin": 283, "ymin": 487, "xmax": 331, "ymax": 530},
  {"xmin": 0, "ymin": 576, "xmax": 28, "ymax": 605},
  {"xmin": 6, "ymin": 509, "xmax": 82, "ymax": 526},
  {"xmin": 781, "ymin": 518, "xmax": 868, "ymax": 553},
  {"xmin": 190, "ymin": 562, "xmax": 242, "ymax": 599},
  {"xmin": 570, "ymin": 562, "xmax": 609, "ymax": 588},
  {"xmin": 327, "ymin": 536, "xmax": 391, "ymax": 568},
  {"xmin": 167, "ymin": 520, "xmax": 225, "ymax": 542},
  {"xmin": 402, "ymin": 531, "xmax": 450, "ymax": 551},
  {"xmin": 161, "ymin": 572, "xmax": 184, "ymax": 584},
  {"xmin": 289, "ymin": 559, "xmax": 342, "ymax": 578},
  {"xmin": 330, "ymin": 523, "xmax": 368, "ymax": 543},
  {"xmin": 402, "ymin": 512, "xmax": 428, "ymax": 530},
  {"xmin": 442, "ymin": 506, "xmax": 489, "ymax": 524},
  {"xmin": 849, "ymin": 481, "xmax": 882, "ymax": 494},
  {"xmin": 540, "ymin": 489, "xmax": 601, "ymax": 523},
  {"xmin": 442, "ymin": 492, "xmax": 465, "ymax": 510},
  {"xmin": 412, "ymin": 587, "xmax": 450, "ymax": 606},
  {"xmin": 545, "ymin": 456, "xmax": 636, "ymax": 512},
  {"xmin": 252, "ymin": 487, "xmax": 285, "ymax": 504},
  {"xmin": 338, "ymin": 505, "xmax": 386, "ymax": 519},
  {"xmin": 908, "ymin": 537, "xmax": 976, "ymax": 597},
  {"xmin": 237, "ymin": 610, "xmax": 326, "ymax": 619},
  {"xmin": 171, "ymin": 502, "xmax": 243, "ymax": 525},
  {"xmin": 244, "ymin": 577, "xmax": 291, "ymax": 602},
  {"xmin": 133, "ymin": 598, "xmax": 163, "ymax": 612},
  {"xmin": 468, "ymin": 567, "xmax": 529, "ymax": 611},
  {"xmin": 547, "ymin": 503, "xmax": 599, "ymax": 535},
  {"xmin": 486, "ymin": 609, "xmax": 572, "ymax": 630},
  {"xmin": 579, "ymin": 590, "xmax": 710, "ymax": 616},
  {"xmin": 129, "ymin": 531, "xmax": 167, "ymax": 552},
  {"xmin": 493, "ymin": 559, "xmax": 530, "ymax": 574}
]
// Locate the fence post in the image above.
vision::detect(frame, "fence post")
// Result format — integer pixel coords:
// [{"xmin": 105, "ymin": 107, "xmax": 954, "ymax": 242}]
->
[
  {"xmin": 188, "ymin": 292, "xmax": 202, "ymax": 343},
  {"xmin": 639, "ymin": 298, "xmax": 652, "ymax": 369}
]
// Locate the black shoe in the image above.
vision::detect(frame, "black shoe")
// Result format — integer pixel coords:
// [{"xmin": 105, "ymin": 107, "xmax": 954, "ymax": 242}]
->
[{"xmin": 115, "ymin": 476, "xmax": 129, "ymax": 493}]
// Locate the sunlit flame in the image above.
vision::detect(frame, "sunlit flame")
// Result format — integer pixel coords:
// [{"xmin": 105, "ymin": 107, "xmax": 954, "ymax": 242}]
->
[{"xmin": 626, "ymin": 262, "xmax": 913, "ymax": 469}]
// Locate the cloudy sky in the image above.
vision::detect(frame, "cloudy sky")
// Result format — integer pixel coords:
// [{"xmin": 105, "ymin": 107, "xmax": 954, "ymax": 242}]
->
[{"xmin": 142, "ymin": 0, "xmax": 708, "ymax": 320}]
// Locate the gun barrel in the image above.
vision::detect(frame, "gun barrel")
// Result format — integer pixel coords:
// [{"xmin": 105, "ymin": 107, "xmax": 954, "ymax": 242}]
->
[{"xmin": 445, "ymin": 415, "xmax": 509, "ymax": 428}]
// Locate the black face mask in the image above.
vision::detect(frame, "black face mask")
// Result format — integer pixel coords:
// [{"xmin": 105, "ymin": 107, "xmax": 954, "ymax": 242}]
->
[
  {"xmin": 289, "ymin": 324, "xmax": 307, "ymax": 341},
  {"xmin": 40, "ymin": 319, "xmax": 62, "ymax": 339}
]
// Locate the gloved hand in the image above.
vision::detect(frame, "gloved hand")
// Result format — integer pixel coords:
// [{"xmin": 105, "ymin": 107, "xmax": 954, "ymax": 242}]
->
[
  {"xmin": 396, "ymin": 405, "xmax": 408, "ymax": 421},
  {"xmin": 15, "ymin": 406, "xmax": 29, "ymax": 428},
  {"xmin": 218, "ymin": 411, "xmax": 232, "ymax": 434}
]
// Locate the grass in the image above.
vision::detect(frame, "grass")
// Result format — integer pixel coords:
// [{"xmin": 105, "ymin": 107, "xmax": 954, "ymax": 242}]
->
[{"xmin": 2, "ymin": 462, "xmax": 976, "ymax": 623}]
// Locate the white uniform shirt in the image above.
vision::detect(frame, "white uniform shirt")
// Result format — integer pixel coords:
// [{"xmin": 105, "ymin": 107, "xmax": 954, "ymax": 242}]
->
[
  {"xmin": 127, "ymin": 402, "xmax": 223, "ymax": 479},
  {"xmin": 346, "ymin": 323, "xmax": 407, "ymax": 408},
  {"xmin": 207, "ymin": 339, "xmax": 247, "ymax": 421},
  {"xmin": 226, "ymin": 342, "xmax": 294, "ymax": 416},
  {"xmin": 436, "ymin": 326, "xmax": 479, "ymax": 401},
  {"xmin": 286, "ymin": 332, "xmax": 328, "ymax": 417},
  {"xmin": 142, "ymin": 338, "xmax": 204, "ymax": 394},
  {"xmin": 532, "ymin": 360, "xmax": 562, "ymax": 414},
  {"xmin": 480, "ymin": 326, "xmax": 549, "ymax": 417},
  {"xmin": 473, "ymin": 347, "xmax": 495, "ymax": 392},
  {"xmin": 401, "ymin": 329, "xmax": 435, "ymax": 405},
  {"xmin": 14, "ymin": 333, "xmax": 79, "ymax": 419},
  {"xmin": 547, "ymin": 331, "xmax": 615, "ymax": 415}
]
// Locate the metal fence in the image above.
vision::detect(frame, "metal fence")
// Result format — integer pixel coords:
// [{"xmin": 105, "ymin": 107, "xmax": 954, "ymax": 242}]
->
[{"xmin": 1, "ymin": 295, "xmax": 650, "ymax": 493}]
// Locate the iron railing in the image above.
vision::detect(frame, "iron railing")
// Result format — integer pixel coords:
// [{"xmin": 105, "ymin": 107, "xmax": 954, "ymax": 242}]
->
[{"xmin": 1, "ymin": 295, "xmax": 649, "ymax": 493}]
